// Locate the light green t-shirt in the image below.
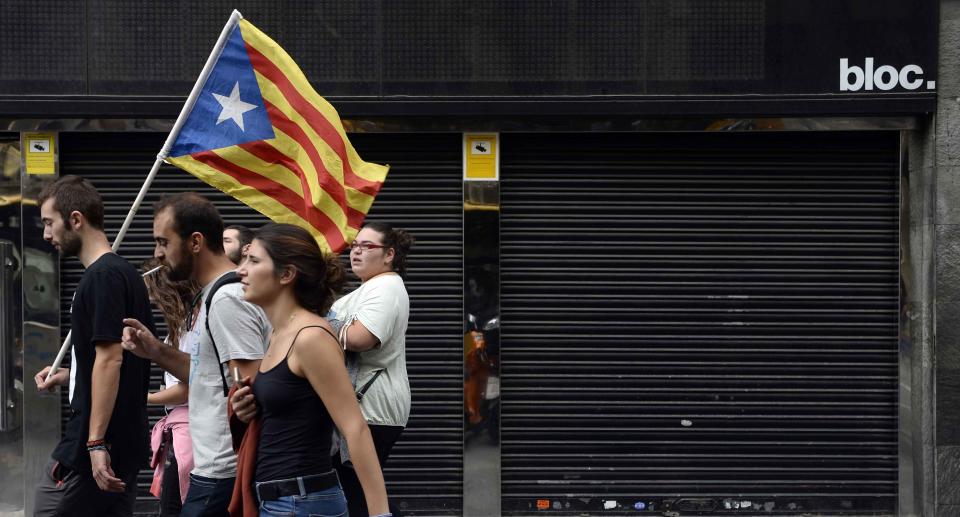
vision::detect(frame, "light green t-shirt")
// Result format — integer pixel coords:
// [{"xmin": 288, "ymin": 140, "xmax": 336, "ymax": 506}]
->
[{"xmin": 330, "ymin": 273, "xmax": 411, "ymax": 426}]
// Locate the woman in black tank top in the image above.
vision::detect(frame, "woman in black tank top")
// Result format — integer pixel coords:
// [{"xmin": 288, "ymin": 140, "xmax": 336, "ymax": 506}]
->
[{"xmin": 230, "ymin": 223, "xmax": 391, "ymax": 517}]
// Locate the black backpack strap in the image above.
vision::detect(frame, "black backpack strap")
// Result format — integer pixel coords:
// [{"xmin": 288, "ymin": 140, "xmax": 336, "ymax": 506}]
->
[
  {"xmin": 203, "ymin": 271, "xmax": 242, "ymax": 396},
  {"xmin": 356, "ymin": 369, "xmax": 385, "ymax": 402}
]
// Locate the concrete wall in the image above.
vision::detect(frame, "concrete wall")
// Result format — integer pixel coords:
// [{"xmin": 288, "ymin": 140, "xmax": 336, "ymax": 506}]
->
[
  {"xmin": 908, "ymin": 115, "xmax": 936, "ymax": 517},
  {"xmin": 928, "ymin": 1, "xmax": 960, "ymax": 515}
]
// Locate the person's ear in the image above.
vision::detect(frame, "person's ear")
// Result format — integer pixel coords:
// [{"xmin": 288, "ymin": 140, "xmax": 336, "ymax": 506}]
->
[
  {"xmin": 68, "ymin": 211, "xmax": 83, "ymax": 231},
  {"xmin": 279, "ymin": 265, "xmax": 297, "ymax": 285},
  {"xmin": 383, "ymin": 246, "xmax": 396, "ymax": 266},
  {"xmin": 190, "ymin": 232, "xmax": 204, "ymax": 254}
]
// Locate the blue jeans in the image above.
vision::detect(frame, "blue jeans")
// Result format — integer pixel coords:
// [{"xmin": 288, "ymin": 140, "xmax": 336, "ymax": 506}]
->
[
  {"xmin": 180, "ymin": 473, "xmax": 235, "ymax": 517},
  {"xmin": 256, "ymin": 484, "xmax": 348, "ymax": 517}
]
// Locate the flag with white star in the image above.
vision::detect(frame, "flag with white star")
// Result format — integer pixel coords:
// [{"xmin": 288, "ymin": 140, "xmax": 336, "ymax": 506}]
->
[{"xmin": 165, "ymin": 17, "xmax": 389, "ymax": 254}]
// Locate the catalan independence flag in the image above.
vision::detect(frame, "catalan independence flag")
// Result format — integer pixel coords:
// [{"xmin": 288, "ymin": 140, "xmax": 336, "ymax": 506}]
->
[{"xmin": 164, "ymin": 13, "xmax": 388, "ymax": 254}]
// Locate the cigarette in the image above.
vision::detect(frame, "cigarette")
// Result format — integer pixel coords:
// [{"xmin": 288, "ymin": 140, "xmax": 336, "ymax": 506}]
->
[{"xmin": 142, "ymin": 265, "xmax": 164, "ymax": 277}]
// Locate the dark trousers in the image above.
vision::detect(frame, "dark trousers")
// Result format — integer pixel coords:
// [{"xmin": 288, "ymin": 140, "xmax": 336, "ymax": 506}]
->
[
  {"xmin": 34, "ymin": 458, "xmax": 137, "ymax": 517},
  {"xmin": 158, "ymin": 431, "xmax": 182, "ymax": 516},
  {"xmin": 179, "ymin": 473, "xmax": 235, "ymax": 517},
  {"xmin": 334, "ymin": 424, "xmax": 404, "ymax": 517}
]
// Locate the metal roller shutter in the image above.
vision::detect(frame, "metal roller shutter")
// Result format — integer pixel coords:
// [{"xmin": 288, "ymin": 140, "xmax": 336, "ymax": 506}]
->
[
  {"xmin": 500, "ymin": 131, "xmax": 899, "ymax": 515},
  {"xmin": 57, "ymin": 131, "xmax": 463, "ymax": 515}
]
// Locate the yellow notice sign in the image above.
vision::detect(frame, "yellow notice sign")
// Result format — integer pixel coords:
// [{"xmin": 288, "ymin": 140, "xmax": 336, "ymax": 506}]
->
[
  {"xmin": 463, "ymin": 133, "xmax": 498, "ymax": 181},
  {"xmin": 24, "ymin": 132, "xmax": 56, "ymax": 175}
]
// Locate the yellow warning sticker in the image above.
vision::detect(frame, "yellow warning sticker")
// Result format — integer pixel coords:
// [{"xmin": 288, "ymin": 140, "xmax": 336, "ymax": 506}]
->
[
  {"xmin": 463, "ymin": 133, "xmax": 498, "ymax": 181},
  {"xmin": 24, "ymin": 132, "xmax": 56, "ymax": 175}
]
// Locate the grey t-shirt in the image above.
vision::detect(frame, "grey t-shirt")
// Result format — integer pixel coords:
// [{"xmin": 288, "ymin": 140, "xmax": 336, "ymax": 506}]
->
[{"xmin": 188, "ymin": 273, "xmax": 270, "ymax": 478}]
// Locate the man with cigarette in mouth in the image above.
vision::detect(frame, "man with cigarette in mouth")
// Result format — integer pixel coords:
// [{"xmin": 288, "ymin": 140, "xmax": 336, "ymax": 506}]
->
[{"xmin": 121, "ymin": 193, "xmax": 270, "ymax": 517}]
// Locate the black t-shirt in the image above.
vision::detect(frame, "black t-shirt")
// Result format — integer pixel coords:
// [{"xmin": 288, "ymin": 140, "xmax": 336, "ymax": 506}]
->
[{"xmin": 52, "ymin": 253, "xmax": 154, "ymax": 476}]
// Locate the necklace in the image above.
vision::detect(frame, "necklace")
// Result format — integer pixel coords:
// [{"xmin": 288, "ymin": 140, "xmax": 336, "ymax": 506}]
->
[{"xmin": 271, "ymin": 311, "xmax": 299, "ymax": 336}]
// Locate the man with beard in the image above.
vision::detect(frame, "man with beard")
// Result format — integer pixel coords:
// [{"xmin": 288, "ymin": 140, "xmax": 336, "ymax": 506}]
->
[
  {"xmin": 121, "ymin": 193, "xmax": 270, "ymax": 517},
  {"xmin": 33, "ymin": 175, "xmax": 154, "ymax": 517},
  {"xmin": 222, "ymin": 224, "xmax": 253, "ymax": 265}
]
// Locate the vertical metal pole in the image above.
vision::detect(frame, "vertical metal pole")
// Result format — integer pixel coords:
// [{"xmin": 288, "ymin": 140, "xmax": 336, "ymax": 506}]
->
[
  {"xmin": 0, "ymin": 139, "xmax": 24, "ymax": 514},
  {"xmin": 0, "ymin": 241, "xmax": 16, "ymax": 433},
  {"xmin": 899, "ymin": 129, "xmax": 932, "ymax": 516},
  {"xmin": 20, "ymin": 132, "xmax": 62, "ymax": 516},
  {"xmin": 463, "ymin": 136, "xmax": 501, "ymax": 516},
  {"xmin": 897, "ymin": 130, "xmax": 913, "ymax": 517}
]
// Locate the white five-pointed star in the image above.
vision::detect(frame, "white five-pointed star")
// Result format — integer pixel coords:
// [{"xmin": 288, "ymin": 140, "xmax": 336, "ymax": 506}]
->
[{"xmin": 212, "ymin": 82, "xmax": 257, "ymax": 131}]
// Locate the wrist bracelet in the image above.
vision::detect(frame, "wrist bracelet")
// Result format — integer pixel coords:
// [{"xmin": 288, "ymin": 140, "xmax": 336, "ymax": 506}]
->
[
  {"xmin": 87, "ymin": 444, "xmax": 108, "ymax": 452},
  {"xmin": 86, "ymin": 438, "xmax": 105, "ymax": 448},
  {"xmin": 370, "ymin": 514, "xmax": 393, "ymax": 517}
]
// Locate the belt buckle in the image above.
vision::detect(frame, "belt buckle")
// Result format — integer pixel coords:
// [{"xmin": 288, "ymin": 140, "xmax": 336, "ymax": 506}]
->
[
  {"xmin": 261, "ymin": 478, "xmax": 295, "ymax": 501},
  {"xmin": 257, "ymin": 481, "xmax": 278, "ymax": 502},
  {"xmin": 258, "ymin": 472, "xmax": 337, "ymax": 502}
]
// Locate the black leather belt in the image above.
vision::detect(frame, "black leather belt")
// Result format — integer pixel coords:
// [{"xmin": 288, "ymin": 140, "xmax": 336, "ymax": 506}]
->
[{"xmin": 256, "ymin": 470, "xmax": 339, "ymax": 502}]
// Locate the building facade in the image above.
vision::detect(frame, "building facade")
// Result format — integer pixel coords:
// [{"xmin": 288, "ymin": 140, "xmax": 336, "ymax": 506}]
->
[{"xmin": 0, "ymin": 1, "xmax": 954, "ymax": 515}]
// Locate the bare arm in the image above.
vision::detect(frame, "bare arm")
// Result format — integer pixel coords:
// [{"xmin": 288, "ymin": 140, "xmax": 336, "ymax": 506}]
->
[
  {"xmin": 341, "ymin": 284, "xmax": 400, "ymax": 353},
  {"xmin": 344, "ymin": 320, "xmax": 380, "ymax": 352},
  {"xmin": 226, "ymin": 358, "xmax": 262, "ymax": 423},
  {"xmin": 122, "ymin": 318, "xmax": 191, "ymax": 382},
  {"xmin": 147, "ymin": 382, "xmax": 188, "ymax": 406},
  {"xmin": 151, "ymin": 346, "xmax": 190, "ymax": 383},
  {"xmin": 292, "ymin": 327, "xmax": 389, "ymax": 515},
  {"xmin": 228, "ymin": 358, "xmax": 261, "ymax": 381},
  {"xmin": 88, "ymin": 341, "xmax": 126, "ymax": 492},
  {"xmin": 88, "ymin": 341, "xmax": 123, "ymax": 443}
]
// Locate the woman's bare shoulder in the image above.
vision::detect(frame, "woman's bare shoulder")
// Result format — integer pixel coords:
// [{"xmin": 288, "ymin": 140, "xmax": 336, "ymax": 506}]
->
[{"xmin": 294, "ymin": 318, "xmax": 339, "ymax": 349}]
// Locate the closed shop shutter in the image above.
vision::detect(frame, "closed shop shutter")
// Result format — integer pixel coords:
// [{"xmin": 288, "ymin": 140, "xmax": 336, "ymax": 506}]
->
[
  {"xmin": 500, "ymin": 131, "xmax": 899, "ymax": 515},
  {"xmin": 57, "ymin": 131, "xmax": 463, "ymax": 515}
]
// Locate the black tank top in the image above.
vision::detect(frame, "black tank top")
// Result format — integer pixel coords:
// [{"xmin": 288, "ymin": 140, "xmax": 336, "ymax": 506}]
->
[{"xmin": 253, "ymin": 325, "xmax": 337, "ymax": 482}]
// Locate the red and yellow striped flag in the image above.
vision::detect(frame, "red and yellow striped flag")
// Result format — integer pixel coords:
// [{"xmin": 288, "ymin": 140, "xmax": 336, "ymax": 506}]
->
[{"xmin": 165, "ymin": 16, "xmax": 388, "ymax": 254}]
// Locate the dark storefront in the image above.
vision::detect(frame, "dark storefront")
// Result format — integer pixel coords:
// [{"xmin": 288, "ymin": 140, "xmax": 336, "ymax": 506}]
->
[{"xmin": 0, "ymin": 1, "xmax": 940, "ymax": 515}]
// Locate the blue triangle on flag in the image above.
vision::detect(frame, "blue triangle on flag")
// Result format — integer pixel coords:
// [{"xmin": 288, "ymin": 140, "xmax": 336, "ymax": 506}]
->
[{"xmin": 168, "ymin": 24, "xmax": 275, "ymax": 158}]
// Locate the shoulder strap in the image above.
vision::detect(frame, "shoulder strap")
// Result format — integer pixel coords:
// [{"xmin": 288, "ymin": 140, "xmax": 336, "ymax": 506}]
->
[
  {"xmin": 356, "ymin": 369, "xmax": 385, "ymax": 402},
  {"xmin": 290, "ymin": 320, "xmax": 382, "ymax": 402},
  {"xmin": 203, "ymin": 271, "xmax": 242, "ymax": 396},
  {"xmin": 286, "ymin": 325, "xmax": 338, "ymax": 358}
]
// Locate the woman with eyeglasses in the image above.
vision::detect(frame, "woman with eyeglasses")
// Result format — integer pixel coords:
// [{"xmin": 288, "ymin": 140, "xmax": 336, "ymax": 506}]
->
[
  {"xmin": 329, "ymin": 222, "xmax": 414, "ymax": 517},
  {"xmin": 231, "ymin": 223, "xmax": 390, "ymax": 517}
]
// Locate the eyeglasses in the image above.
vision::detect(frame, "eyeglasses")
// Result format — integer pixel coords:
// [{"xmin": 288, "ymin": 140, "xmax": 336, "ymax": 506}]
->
[{"xmin": 349, "ymin": 242, "xmax": 386, "ymax": 253}]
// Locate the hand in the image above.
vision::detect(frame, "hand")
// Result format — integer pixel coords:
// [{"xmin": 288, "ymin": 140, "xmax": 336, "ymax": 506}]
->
[
  {"xmin": 34, "ymin": 366, "xmax": 68, "ymax": 392},
  {"xmin": 121, "ymin": 318, "xmax": 164, "ymax": 360},
  {"xmin": 230, "ymin": 378, "xmax": 258, "ymax": 423},
  {"xmin": 89, "ymin": 449, "xmax": 125, "ymax": 492}
]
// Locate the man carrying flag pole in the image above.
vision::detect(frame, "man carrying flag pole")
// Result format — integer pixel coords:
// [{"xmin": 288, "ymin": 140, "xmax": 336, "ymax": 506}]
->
[
  {"xmin": 42, "ymin": 10, "xmax": 392, "ymax": 517},
  {"xmin": 46, "ymin": 9, "xmax": 389, "ymax": 405}
]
